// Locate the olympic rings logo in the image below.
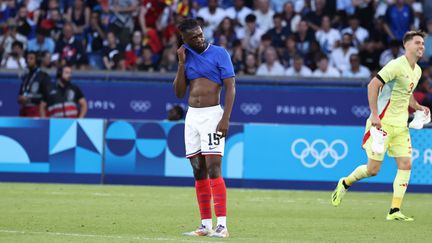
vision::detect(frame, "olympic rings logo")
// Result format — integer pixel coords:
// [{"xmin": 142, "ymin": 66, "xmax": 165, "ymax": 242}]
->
[
  {"xmin": 240, "ymin": 103, "xmax": 262, "ymax": 115},
  {"xmin": 130, "ymin": 100, "xmax": 151, "ymax": 113},
  {"xmin": 291, "ymin": 139, "xmax": 348, "ymax": 168},
  {"xmin": 351, "ymin": 106, "xmax": 370, "ymax": 118}
]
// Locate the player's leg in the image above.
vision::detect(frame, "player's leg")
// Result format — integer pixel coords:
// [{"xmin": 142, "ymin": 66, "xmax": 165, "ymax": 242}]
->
[
  {"xmin": 183, "ymin": 109, "xmax": 213, "ymax": 236},
  {"xmin": 385, "ymin": 157, "xmax": 413, "ymax": 221},
  {"xmin": 184, "ymin": 155, "xmax": 215, "ymax": 235},
  {"xmin": 332, "ymin": 158, "xmax": 382, "ymax": 206},
  {"xmin": 386, "ymin": 127, "xmax": 414, "ymax": 221},
  {"xmin": 205, "ymin": 155, "xmax": 228, "ymax": 238},
  {"xmin": 332, "ymin": 121, "xmax": 386, "ymax": 206}
]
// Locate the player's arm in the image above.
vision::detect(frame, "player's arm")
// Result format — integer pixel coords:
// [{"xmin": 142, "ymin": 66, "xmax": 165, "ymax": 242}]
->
[
  {"xmin": 78, "ymin": 98, "xmax": 88, "ymax": 118},
  {"xmin": 368, "ymin": 76, "xmax": 384, "ymax": 128},
  {"xmin": 39, "ymin": 101, "xmax": 47, "ymax": 117},
  {"xmin": 409, "ymin": 94, "xmax": 430, "ymax": 115},
  {"xmin": 217, "ymin": 77, "xmax": 235, "ymax": 138},
  {"xmin": 173, "ymin": 46, "xmax": 187, "ymax": 98}
]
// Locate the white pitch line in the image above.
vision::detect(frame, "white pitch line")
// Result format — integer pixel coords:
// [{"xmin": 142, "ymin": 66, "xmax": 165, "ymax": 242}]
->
[{"xmin": 0, "ymin": 229, "xmax": 225, "ymax": 243}]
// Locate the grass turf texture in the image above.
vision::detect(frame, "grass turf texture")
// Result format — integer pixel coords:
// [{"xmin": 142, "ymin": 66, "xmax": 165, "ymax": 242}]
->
[{"xmin": 1, "ymin": 183, "xmax": 431, "ymax": 242}]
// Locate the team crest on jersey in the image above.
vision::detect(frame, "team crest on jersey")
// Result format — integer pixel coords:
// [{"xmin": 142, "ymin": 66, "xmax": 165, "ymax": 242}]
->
[
  {"xmin": 66, "ymin": 90, "xmax": 75, "ymax": 101},
  {"xmin": 31, "ymin": 82, "xmax": 39, "ymax": 93}
]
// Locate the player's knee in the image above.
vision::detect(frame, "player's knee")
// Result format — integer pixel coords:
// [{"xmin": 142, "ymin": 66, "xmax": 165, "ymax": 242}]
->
[{"xmin": 207, "ymin": 164, "xmax": 221, "ymax": 179}]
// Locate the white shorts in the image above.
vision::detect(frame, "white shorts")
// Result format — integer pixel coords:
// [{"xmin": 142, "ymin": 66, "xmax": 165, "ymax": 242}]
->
[{"xmin": 185, "ymin": 105, "xmax": 225, "ymax": 158}]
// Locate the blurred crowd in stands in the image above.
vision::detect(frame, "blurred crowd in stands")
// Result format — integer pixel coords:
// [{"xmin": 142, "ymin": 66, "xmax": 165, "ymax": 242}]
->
[{"xmin": 0, "ymin": 0, "xmax": 431, "ymax": 80}]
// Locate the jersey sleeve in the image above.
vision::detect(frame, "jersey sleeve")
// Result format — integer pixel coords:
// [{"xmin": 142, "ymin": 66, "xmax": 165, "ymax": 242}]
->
[
  {"xmin": 73, "ymin": 85, "xmax": 84, "ymax": 102},
  {"xmin": 377, "ymin": 59, "xmax": 398, "ymax": 84},
  {"xmin": 217, "ymin": 48, "xmax": 235, "ymax": 80}
]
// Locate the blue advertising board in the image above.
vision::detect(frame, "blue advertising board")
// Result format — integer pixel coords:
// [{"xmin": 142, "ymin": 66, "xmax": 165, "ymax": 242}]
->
[
  {"xmin": 0, "ymin": 118, "xmax": 104, "ymax": 183},
  {"xmin": 1, "ymin": 117, "xmax": 431, "ymax": 191},
  {"xmin": 0, "ymin": 79, "xmax": 369, "ymax": 125}
]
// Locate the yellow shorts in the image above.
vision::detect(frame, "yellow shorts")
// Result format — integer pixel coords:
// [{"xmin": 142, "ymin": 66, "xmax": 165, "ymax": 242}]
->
[{"xmin": 362, "ymin": 120, "xmax": 412, "ymax": 161}]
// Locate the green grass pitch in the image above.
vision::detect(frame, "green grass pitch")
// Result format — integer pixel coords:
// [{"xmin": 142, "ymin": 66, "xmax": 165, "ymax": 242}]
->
[{"xmin": 1, "ymin": 183, "xmax": 432, "ymax": 242}]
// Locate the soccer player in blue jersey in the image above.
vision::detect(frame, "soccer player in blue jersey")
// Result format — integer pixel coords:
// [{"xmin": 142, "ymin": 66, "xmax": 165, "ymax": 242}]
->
[{"xmin": 173, "ymin": 18, "xmax": 236, "ymax": 238}]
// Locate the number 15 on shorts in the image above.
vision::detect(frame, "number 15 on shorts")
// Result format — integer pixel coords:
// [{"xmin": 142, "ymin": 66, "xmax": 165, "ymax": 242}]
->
[{"xmin": 208, "ymin": 133, "xmax": 221, "ymax": 146}]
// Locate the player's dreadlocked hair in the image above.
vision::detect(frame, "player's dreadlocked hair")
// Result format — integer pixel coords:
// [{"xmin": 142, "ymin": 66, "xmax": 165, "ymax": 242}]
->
[{"xmin": 177, "ymin": 18, "xmax": 199, "ymax": 33}]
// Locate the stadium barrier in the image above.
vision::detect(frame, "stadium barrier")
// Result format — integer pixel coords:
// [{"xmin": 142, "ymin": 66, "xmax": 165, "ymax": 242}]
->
[
  {"xmin": 1, "ymin": 117, "xmax": 431, "ymax": 192},
  {"xmin": 0, "ymin": 71, "xmax": 370, "ymax": 125}
]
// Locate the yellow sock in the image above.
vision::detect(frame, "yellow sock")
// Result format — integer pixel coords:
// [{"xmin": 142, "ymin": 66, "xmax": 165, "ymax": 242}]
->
[
  {"xmin": 345, "ymin": 165, "xmax": 370, "ymax": 186},
  {"xmin": 391, "ymin": 170, "xmax": 411, "ymax": 209}
]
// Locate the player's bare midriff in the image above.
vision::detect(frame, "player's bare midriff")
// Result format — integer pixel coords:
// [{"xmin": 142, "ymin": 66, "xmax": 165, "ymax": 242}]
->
[{"xmin": 188, "ymin": 77, "xmax": 222, "ymax": 108}]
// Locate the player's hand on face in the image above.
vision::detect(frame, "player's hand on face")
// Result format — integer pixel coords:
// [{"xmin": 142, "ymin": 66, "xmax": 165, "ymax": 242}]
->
[
  {"xmin": 177, "ymin": 46, "xmax": 186, "ymax": 64},
  {"xmin": 216, "ymin": 118, "xmax": 229, "ymax": 138},
  {"xmin": 370, "ymin": 114, "xmax": 382, "ymax": 129}
]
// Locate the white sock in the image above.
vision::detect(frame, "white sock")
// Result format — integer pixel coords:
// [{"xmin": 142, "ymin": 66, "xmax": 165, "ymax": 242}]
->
[
  {"xmin": 201, "ymin": 219, "xmax": 212, "ymax": 229},
  {"xmin": 217, "ymin": 216, "xmax": 226, "ymax": 228}
]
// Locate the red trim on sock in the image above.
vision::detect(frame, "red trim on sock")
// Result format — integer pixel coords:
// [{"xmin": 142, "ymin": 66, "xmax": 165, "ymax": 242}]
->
[
  {"xmin": 195, "ymin": 179, "xmax": 212, "ymax": 220},
  {"xmin": 210, "ymin": 177, "xmax": 227, "ymax": 217}
]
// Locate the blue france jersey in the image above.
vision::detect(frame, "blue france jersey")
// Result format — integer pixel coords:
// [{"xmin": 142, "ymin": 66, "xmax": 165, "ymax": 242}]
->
[{"xmin": 184, "ymin": 44, "xmax": 235, "ymax": 85}]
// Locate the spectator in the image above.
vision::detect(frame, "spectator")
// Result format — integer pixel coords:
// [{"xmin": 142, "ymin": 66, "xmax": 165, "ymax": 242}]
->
[
  {"xmin": 0, "ymin": 19, "xmax": 27, "ymax": 62},
  {"xmin": 242, "ymin": 14, "xmax": 264, "ymax": 53},
  {"xmin": 281, "ymin": 2, "xmax": 301, "ymax": 33},
  {"xmin": 231, "ymin": 41, "xmax": 245, "ymax": 73},
  {"xmin": 0, "ymin": 0, "xmax": 16, "ymax": 28},
  {"xmin": 256, "ymin": 47, "xmax": 285, "ymax": 76},
  {"xmin": 53, "ymin": 22, "xmax": 87, "ymax": 68},
  {"xmin": 65, "ymin": 0, "xmax": 90, "ymax": 41},
  {"xmin": 39, "ymin": 51, "xmax": 53, "ymax": 70},
  {"xmin": 225, "ymin": 0, "xmax": 252, "ymax": 32},
  {"xmin": 243, "ymin": 52, "xmax": 258, "ymax": 75},
  {"xmin": 353, "ymin": 0, "xmax": 375, "ymax": 32},
  {"xmin": 280, "ymin": 35, "xmax": 299, "ymax": 68},
  {"xmin": 139, "ymin": 0, "xmax": 166, "ymax": 31},
  {"xmin": 108, "ymin": 0, "xmax": 138, "ymax": 46},
  {"xmin": 304, "ymin": 40, "xmax": 321, "ymax": 71},
  {"xmin": 16, "ymin": 6, "xmax": 34, "ymax": 38},
  {"xmin": 102, "ymin": 31, "xmax": 124, "ymax": 70},
  {"xmin": 125, "ymin": 30, "xmax": 144, "ymax": 70},
  {"xmin": 359, "ymin": 39, "xmax": 381, "ymax": 74},
  {"xmin": 425, "ymin": 0, "xmax": 432, "ymax": 23},
  {"xmin": 341, "ymin": 15, "xmax": 369, "ymax": 48},
  {"xmin": 1, "ymin": 40, "xmax": 26, "ymax": 69},
  {"xmin": 406, "ymin": 0, "xmax": 423, "ymax": 29},
  {"xmin": 257, "ymin": 33, "xmax": 273, "ymax": 63},
  {"xmin": 137, "ymin": 46, "xmax": 156, "ymax": 72},
  {"xmin": 85, "ymin": 10, "xmax": 106, "ymax": 70},
  {"xmin": 40, "ymin": 65, "xmax": 88, "ymax": 118},
  {"xmin": 330, "ymin": 33, "xmax": 358, "ymax": 73},
  {"xmin": 213, "ymin": 17, "xmax": 238, "ymax": 50},
  {"xmin": 41, "ymin": 7, "xmax": 65, "ymax": 41},
  {"xmin": 27, "ymin": 27, "xmax": 55, "ymax": 54},
  {"xmin": 342, "ymin": 53, "xmax": 371, "ymax": 78},
  {"xmin": 304, "ymin": 0, "xmax": 328, "ymax": 32},
  {"xmin": 17, "ymin": 51, "xmax": 51, "ymax": 117},
  {"xmin": 423, "ymin": 18, "xmax": 432, "ymax": 64},
  {"xmin": 197, "ymin": 0, "xmax": 226, "ymax": 39},
  {"xmin": 379, "ymin": 39, "xmax": 404, "ymax": 67},
  {"xmin": 413, "ymin": 75, "xmax": 432, "ymax": 111},
  {"xmin": 167, "ymin": 105, "xmax": 185, "ymax": 121},
  {"xmin": 312, "ymin": 54, "xmax": 341, "ymax": 78},
  {"xmin": 253, "ymin": 0, "xmax": 274, "ymax": 33},
  {"xmin": 315, "ymin": 15, "xmax": 341, "ymax": 55},
  {"xmin": 265, "ymin": 13, "xmax": 291, "ymax": 50},
  {"xmin": 285, "ymin": 54, "xmax": 312, "ymax": 77},
  {"xmin": 294, "ymin": 20, "xmax": 316, "ymax": 56},
  {"xmin": 383, "ymin": 0, "xmax": 414, "ymax": 41}
]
